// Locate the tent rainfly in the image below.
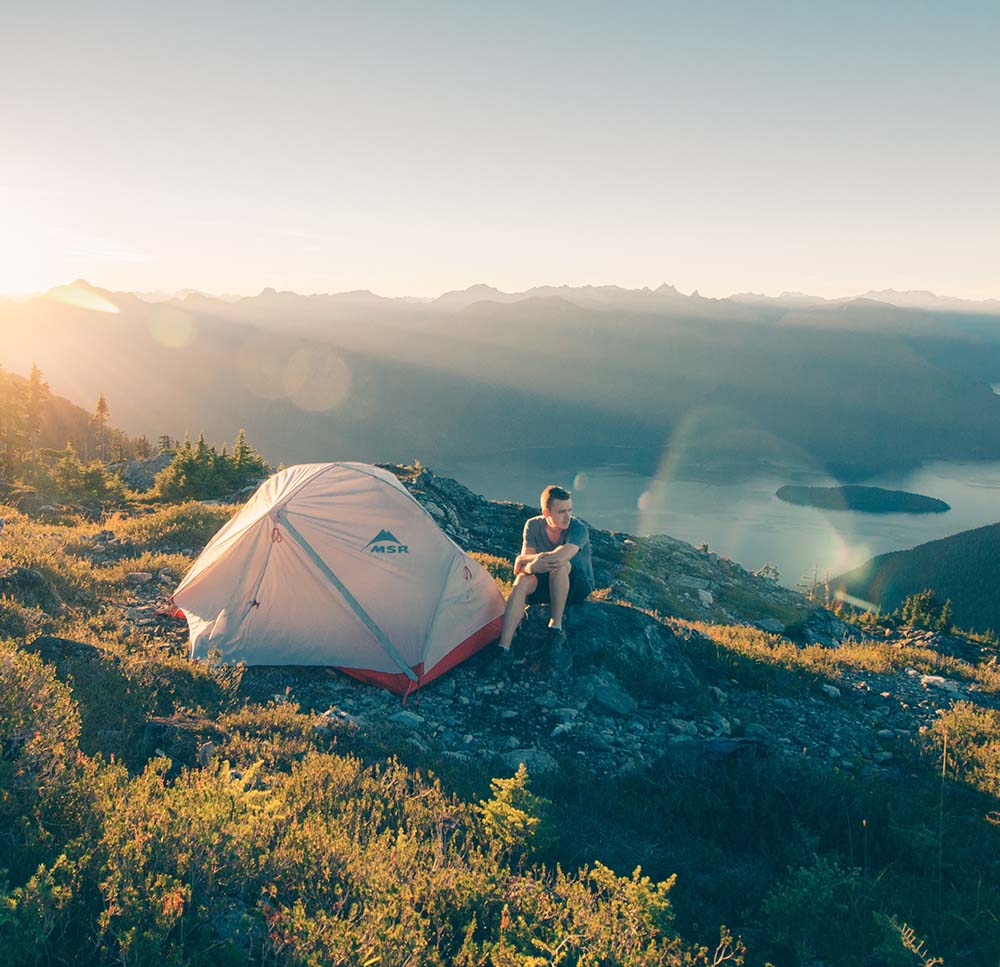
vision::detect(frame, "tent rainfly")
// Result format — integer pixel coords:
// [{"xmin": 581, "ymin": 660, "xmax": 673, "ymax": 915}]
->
[{"xmin": 172, "ymin": 463, "xmax": 505, "ymax": 694}]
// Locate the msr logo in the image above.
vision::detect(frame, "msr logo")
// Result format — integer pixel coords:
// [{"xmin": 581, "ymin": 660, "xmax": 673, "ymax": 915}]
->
[{"xmin": 365, "ymin": 529, "xmax": 409, "ymax": 554}]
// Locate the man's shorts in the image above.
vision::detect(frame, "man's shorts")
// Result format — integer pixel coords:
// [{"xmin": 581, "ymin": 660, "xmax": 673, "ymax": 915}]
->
[{"xmin": 526, "ymin": 568, "xmax": 593, "ymax": 606}]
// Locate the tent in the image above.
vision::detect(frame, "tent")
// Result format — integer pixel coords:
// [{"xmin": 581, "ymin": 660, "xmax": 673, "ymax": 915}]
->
[{"xmin": 172, "ymin": 463, "xmax": 505, "ymax": 694}]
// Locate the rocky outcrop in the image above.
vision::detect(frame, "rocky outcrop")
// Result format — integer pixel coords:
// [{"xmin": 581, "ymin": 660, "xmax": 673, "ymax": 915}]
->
[
  {"xmin": 108, "ymin": 453, "xmax": 174, "ymax": 492},
  {"xmin": 393, "ymin": 465, "xmax": 844, "ymax": 644},
  {"xmin": 25, "ymin": 465, "xmax": 1000, "ymax": 784},
  {"xmin": 0, "ymin": 565, "xmax": 58, "ymax": 610}
]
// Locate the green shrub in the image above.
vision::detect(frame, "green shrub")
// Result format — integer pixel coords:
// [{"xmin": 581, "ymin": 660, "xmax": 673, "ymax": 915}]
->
[
  {"xmin": 0, "ymin": 642, "xmax": 83, "ymax": 878},
  {"xmin": 0, "ymin": 595, "xmax": 49, "ymax": 640},
  {"xmin": 931, "ymin": 701, "xmax": 1000, "ymax": 797},
  {"xmin": 107, "ymin": 501, "xmax": 236, "ymax": 551},
  {"xmin": 479, "ymin": 764, "xmax": 554, "ymax": 859},
  {"xmin": 470, "ymin": 551, "xmax": 515, "ymax": 595},
  {"xmin": 759, "ymin": 855, "xmax": 867, "ymax": 963}
]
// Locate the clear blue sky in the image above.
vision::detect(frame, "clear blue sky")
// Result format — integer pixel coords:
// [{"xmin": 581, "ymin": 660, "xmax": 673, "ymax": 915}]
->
[{"xmin": 2, "ymin": 0, "xmax": 997, "ymax": 298}]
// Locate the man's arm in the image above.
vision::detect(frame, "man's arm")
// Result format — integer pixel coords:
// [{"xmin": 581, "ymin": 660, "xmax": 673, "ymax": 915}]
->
[
  {"xmin": 513, "ymin": 544, "xmax": 537, "ymax": 575},
  {"xmin": 520, "ymin": 543, "xmax": 579, "ymax": 573}
]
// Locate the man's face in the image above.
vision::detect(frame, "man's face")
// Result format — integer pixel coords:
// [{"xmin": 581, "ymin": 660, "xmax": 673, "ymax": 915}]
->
[{"xmin": 544, "ymin": 498, "xmax": 573, "ymax": 531}]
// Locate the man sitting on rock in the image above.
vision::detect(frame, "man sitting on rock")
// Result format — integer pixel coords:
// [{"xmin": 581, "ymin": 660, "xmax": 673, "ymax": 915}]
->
[{"xmin": 497, "ymin": 484, "xmax": 594, "ymax": 657}]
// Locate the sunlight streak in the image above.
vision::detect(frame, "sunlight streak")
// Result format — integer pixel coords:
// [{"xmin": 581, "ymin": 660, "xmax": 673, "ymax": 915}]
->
[{"xmin": 44, "ymin": 282, "xmax": 120, "ymax": 314}]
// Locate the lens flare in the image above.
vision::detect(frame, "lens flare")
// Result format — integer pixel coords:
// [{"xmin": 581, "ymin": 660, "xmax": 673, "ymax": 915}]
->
[
  {"xmin": 285, "ymin": 348, "xmax": 352, "ymax": 412},
  {"xmin": 237, "ymin": 336, "xmax": 352, "ymax": 411},
  {"xmin": 148, "ymin": 307, "xmax": 196, "ymax": 348},
  {"xmin": 630, "ymin": 404, "xmax": 868, "ymax": 584},
  {"xmin": 44, "ymin": 282, "xmax": 120, "ymax": 314},
  {"xmin": 237, "ymin": 335, "xmax": 291, "ymax": 400}
]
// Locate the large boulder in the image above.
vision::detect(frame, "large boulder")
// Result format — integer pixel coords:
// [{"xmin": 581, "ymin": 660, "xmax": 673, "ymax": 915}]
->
[
  {"xmin": 563, "ymin": 600, "xmax": 697, "ymax": 699},
  {"xmin": 787, "ymin": 608, "xmax": 855, "ymax": 648},
  {"xmin": 108, "ymin": 453, "xmax": 175, "ymax": 492},
  {"xmin": 0, "ymin": 566, "xmax": 57, "ymax": 610}
]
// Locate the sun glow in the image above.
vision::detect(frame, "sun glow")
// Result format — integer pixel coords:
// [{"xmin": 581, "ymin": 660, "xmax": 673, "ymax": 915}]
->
[
  {"xmin": 0, "ymin": 219, "xmax": 47, "ymax": 297},
  {"xmin": 44, "ymin": 281, "xmax": 121, "ymax": 314}
]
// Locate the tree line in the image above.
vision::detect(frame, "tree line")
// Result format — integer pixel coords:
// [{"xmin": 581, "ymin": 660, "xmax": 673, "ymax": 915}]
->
[{"xmin": 0, "ymin": 362, "xmax": 269, "ymax": 505}]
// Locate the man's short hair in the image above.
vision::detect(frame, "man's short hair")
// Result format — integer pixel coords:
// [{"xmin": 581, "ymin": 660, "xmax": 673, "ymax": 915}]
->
[{"xmin": 541, "ymin": 485, "xmax": 571, "ymax": 511}]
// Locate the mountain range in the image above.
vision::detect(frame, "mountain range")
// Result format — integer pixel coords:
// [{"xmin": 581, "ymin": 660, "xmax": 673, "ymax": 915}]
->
[{"xmin": 3, "ymin": 280, "xmax": 1000, "ymax": 480}]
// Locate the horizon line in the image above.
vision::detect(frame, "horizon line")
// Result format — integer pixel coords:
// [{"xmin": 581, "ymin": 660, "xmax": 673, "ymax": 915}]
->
[{"xmin": 4, "ymin": 278, "xmax": 999, "ymax": 308}]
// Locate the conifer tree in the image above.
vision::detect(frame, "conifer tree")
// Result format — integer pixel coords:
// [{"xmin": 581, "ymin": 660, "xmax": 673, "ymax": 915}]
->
[
  {"xmin": 26, "ymin": 363, "xmax": 48, "ymax": 477},
  {"xmin": 0, "ymin": 367, "xmax": 27, "ymax": 477},
  {"xmin": 92, "ymin": 393, "xmax": 110, "ymax": 462}
]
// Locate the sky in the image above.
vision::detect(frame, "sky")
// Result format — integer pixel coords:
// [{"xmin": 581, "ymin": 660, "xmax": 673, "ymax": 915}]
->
[{"xmin": 1, "ymin": 0, "xmax": 998, "ymax": 300}]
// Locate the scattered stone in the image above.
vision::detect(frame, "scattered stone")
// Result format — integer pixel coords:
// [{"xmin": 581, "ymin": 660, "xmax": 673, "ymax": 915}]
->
[
  {"xmin": 590, "ymin": 675, "xmax": 638, "ymax": 717},
  {"xmin": 920, "ymin": 675, "xmax": 961, "ymax": 693},
  {"xmin": 669, "ymin": 718, "xmax": 699, "ymax": 737},
  {"xmin": 698, "ymin": 589, "xmax": 714, "ymax": 607},
  {"xmin": 667, "ymin": 734, "xmax": 697, "ymax": 748},
  {"xmin": 24, "ymin": 635, "xmax": 101, "ymax": 664},
  {"xmin": 126, "ymin": 572, "xmax": 154, "ymax": 585},
  {"xmin": 499, "ymin": 748, "xmax": 559, "ymax": 775},
  {"xmin": 389, "ymin": 710, "xmax": 425, "ymax": 729},
  {"xmin": 755, "ymin": 618, "xmax": 785, "ymax": 634},
  {"xmin": 820, "ymin": 684, "xmax": 841, "ymax": 699},
  {"xmin": 744, "ymin": 723, "xmax": 771, "ymax": 742}
]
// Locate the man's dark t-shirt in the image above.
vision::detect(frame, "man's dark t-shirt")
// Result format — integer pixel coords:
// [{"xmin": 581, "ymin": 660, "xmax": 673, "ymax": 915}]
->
[{"xmin": 523, "ymin": 516, "xmax": 594, "ymax": 589}]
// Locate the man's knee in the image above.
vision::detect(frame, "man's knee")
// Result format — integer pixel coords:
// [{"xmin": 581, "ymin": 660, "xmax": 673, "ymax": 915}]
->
[
  {"xmin": 510, "ymin": 573, "xmax": 538, "ymax": 597},
  {"xmin": 551, "ymin": 560, "xmax": 571, "ymax": 576}
]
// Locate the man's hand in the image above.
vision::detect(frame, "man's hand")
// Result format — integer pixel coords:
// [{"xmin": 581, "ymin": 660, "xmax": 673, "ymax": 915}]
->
[{"xmin": 526, "ymin": 553, "xmax": 564, "ymax": 574}]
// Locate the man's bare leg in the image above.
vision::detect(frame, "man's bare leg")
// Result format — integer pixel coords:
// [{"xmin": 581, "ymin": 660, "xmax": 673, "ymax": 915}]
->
[
  {"xmin": 548, "ymin": 561, "xmax": 571, "ymax": 630},
  {"xmin": 498, "ymin": 573, "xmax": 538, "ymax": 651}
]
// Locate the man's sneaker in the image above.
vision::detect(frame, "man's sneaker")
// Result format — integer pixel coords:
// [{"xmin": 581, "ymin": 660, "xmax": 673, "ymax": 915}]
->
[
  {"xmin": 547, "ymin": 626, "xmax": 567, "ymax": 647},
  {"xmin": 492, "ymin": 646, "xmax": 514, "ymax": 675}
]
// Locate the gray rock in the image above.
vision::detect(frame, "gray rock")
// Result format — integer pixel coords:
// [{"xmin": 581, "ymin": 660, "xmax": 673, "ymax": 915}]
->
[
  {"xmin": 744, "ymin": 723, "xmax": 771, "ymax": 742},
  {"xmin": 669, "ymin": 718, "xmax": 699, "ymax": 737},
  {"xmin": 698, "ymin": 589, "xmax": 714, "ymax": 607},
  {"xmin": 920, "ymin": 674, "xmax": 961, "ymax": 693},
  {"xmin": 389, "ymin": 710, "xmax": 425, "ymax": 729},
  {"xmin": 126, "ymin": 572, "xmax": 154, "ymax": 585},
  {"xmin": 500, "ymin": 748, "xmax": 559, "ymax": 775},
  {"xmin": 0, "ymin": 565, "xmax": 54, "ymax": 608},
  {"xmin": 591, "ymin": 675, "xmax": 638, "ymax": 717},
  {"xmin": 820, "ymin": 684, "xmax": 841, "ymax": 699},
  {"xmin": 755, "ymin": 618, "xmax": 785, "ymax": 634},
  {"xmin": 667, "ymin": 734, "xmax": 697, "ymax": 748}
]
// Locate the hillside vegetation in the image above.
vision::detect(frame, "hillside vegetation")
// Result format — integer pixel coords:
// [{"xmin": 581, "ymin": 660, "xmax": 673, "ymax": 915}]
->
[
  {"xmin": 3, "ymin": 470, "xmax": 1000, "ymax": 965},
  {"xmin": 834, "ymin": 521, "xmax": 1000, "ymax": 634}
]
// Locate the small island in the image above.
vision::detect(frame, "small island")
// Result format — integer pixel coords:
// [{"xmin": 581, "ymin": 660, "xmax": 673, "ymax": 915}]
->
[{"xmin": 775, "ymin": 484, "xmax": 950, "ymax": 514}]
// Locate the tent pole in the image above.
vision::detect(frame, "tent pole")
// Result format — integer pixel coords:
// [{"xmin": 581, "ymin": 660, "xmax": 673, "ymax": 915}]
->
[{"xmin": 277, "ymin": 514, "xmax": 418, "ymax": 683}]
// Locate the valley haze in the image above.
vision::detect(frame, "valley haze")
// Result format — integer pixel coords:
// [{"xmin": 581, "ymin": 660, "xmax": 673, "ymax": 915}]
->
[{"xmin": 4, "ymin": 278, "xmax": 1000, "ymax": 586}]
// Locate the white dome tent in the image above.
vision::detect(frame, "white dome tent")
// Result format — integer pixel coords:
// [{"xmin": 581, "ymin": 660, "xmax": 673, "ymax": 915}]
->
[{"xmin": 173, "ymin": 463, "xmax": 505, "ymax": 694}]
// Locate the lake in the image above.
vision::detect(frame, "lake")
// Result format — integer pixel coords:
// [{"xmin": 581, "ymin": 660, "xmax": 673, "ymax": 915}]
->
[{"xmin": 440, "ymin": 449, "xmax": 1000, "ymax": 589}]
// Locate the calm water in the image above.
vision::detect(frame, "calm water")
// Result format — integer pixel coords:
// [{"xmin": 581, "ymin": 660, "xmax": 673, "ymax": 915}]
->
[{"xmin": 441, "ymin": 450, "xmax": 1000, "ymax": 588}]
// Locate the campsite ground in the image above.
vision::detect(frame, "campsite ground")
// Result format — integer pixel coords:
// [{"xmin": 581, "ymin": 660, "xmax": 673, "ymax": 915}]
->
[{"xmin": 3, "ymin": 468, "xmax": 1000, "ymax": 965}]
